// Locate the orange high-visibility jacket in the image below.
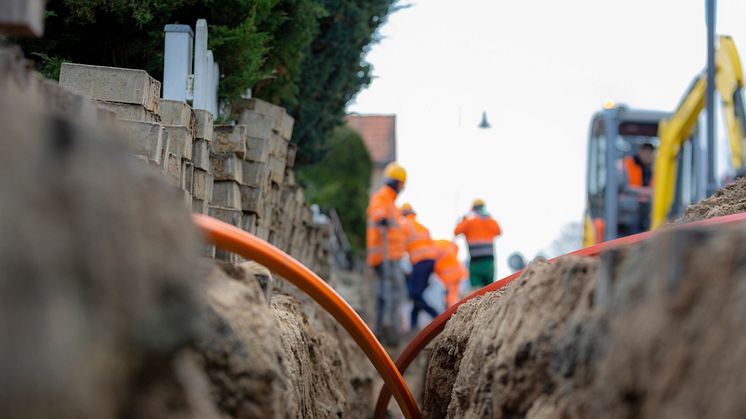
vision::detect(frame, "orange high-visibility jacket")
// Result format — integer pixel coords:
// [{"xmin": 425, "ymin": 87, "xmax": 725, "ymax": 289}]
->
[
  {"xmin": 623, "ymin": 156, "xmax": 654, "ymax": 187},
  {"xmin": 454, "ymin": 212, "xmax": 502, "ymax": 258},
  {"xmin": 433, "ymin": 240, "xmax": 466, "ymax": 307},
  {"xmin": 624, "ymin": 156, "xmax": 643, "ymax": 187},
  {"xmin": 400, "ymin": 213, "xmax": 438, "ymax": 264},
  {"xmin": 366, "ymin": 186, "xmax": 405, "ymax": 266}
]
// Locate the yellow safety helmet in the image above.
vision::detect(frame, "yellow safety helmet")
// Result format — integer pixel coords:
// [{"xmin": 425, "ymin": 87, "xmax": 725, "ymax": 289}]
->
[
  {"xmin": 383, "ymin": 162, "xmax": 407, "ymax": 183},
  {"xmin": 472, "ymin": 198, "xmax": 485, "ymax": 208},
  {"xmin": 401, "ymin": 203, "xmax": 414, "ymax": 215}
]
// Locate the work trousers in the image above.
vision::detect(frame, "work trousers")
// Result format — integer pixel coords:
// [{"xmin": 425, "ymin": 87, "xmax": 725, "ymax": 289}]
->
[
  {"xmin": 408, "ymin": 259, "xmax": 438, "ymax": 329},
  {"xmin": 468, "ymin": 256, "xmax": 495, "ymax": 289},
  {"xmin": 373, "ymin": 259, "xmax": 405, "ymax": 345}
]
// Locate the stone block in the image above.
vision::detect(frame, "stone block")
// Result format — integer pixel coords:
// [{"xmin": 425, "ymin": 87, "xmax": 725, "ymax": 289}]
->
[
  {"xmin": 164, "ymin": 125, "xmax": 193, "ymax": 160},
  {"xmin": 210, "ymin": 153, "xmax": 243, "ymax": 182},
  {"xmin": 193, "ymin": 169, "xmax": 214, "ymax": 201},
  {"xmin": 211, "ymin": 181, "xmax": 242, "ymax": 209},
  {"xmin": 209, "ymin": 206, "xmax": 242, "ymax": 228},
  {"xmin": 213, "ymin": 125, "xmax": 246, "ymax": 158},
  {"xmin": 0, "ymin": 0, "xmax": 44, "ymax": 37},
  {"xmin": 192, "ymin": 198, "xmax": 209, "ymax": 215},
  {"xmin": 239, "ymin": 185, "xmax": 264, "ymax": 215},
  {"xmin": 238, "ymin": 109, "xmax": 273, "ymax": 139},
  {"xmin": 97, "ymin": 101, "xmax": 158, "ymax": 123},
  {"xmin": 182, "ymin": 160, "xmax": 194, "ymax": 193},
  {"xmin": 246, "ymin": 135, "xmax": 270, "ymax": 163},
  {"xmin": 286, "ymin": 142, "xmax": 297, "ymax": 168},
  {"xmin": 117, "ymin": 120, "xmax": 163, "ymax": 164},
  {"xmin": 192, "ymin": 138, "xmax": 210, "ymax": 170},
  {"xmin": 241, "ymin": 212, "xmax": 258, "ymax": 234},
  {"xmin": 193, "ymin": 109, "xmax": 213, "ymax": 141},
  {"xmin": 159, "ymin": 99, "xmax": 192, "ymax": 126},
  {"xmin": 242, "ymin": 160, "xmax": 269, "ymax": 188},
  {"xmin": 183, "ymin": 190, "xmax": 193, "ymax": 211},
  {"xmin": 59, "ymin": 63, "xmax": 161, "ymax": 113},
  {"xmin": 268, "ymin": 156, "xmax": 286, "ymax": 185},
  {"xmin": 166, "ymin": 154, "xmax": 181, "ymax": 186},
  {"xmin": 269, "ymin": 132, "xmax": 289, "ymax": 159},
  {"xmin": 277, "ymin": 112, "xmax": 295, "ymax": 140}
]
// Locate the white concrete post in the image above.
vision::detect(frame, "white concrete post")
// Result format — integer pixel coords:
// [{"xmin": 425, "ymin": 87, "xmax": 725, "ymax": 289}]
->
[
  {"xmin": 193, "ymin": 19, "xmax": 208, "ymax": 111},
  {"xmin": 205, "ymin": 50, "xmax": 215, "ymax": 114},
  {"xmin": 162, "ymin": 24, "xmax": 194, "ymax": 102},
  {"xmin": 212, "ymin": 62, "xmax": 220, "ymax": 116}
]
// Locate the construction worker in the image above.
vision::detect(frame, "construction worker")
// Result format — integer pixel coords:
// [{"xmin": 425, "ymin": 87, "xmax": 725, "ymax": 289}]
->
[
  {"xmin": 366, "ymin": 162, "xmax": 407, "ymax": 345},
  {"xmin": 399, "ymin": 203, "xmax": 439, "ymax": 329},
  {"xmin": 454, "ymin": 199, "xmax": 502, "ymax": 289},
  {"xmin": 619, "ymin": 143, "xmax": 655, "ymax": 235},
  {"xmin": 433, "ymin": 239, "xmax": 467, "ymax": 308}
]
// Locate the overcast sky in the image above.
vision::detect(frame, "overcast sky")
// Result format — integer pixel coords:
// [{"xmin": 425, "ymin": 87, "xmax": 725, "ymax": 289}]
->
[{"xmin": 348, "ymin": 0, "xmax": 746, "ymax": 275}]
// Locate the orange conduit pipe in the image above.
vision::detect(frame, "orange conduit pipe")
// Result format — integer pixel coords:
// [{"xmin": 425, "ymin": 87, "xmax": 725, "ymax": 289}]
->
[
  {"xmin": 192, "ymin": 214, "xmax": 421, "ymax": 419},
  {"xmin": 373, "ymin": 212, "xmax": 746, "ymax": 418}
]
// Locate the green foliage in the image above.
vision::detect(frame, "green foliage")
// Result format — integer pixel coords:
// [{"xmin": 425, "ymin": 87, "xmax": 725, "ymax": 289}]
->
[
  {"xmin": 284, "ymin": 0, "xmax": 397, "ymax": 165},
  {"xmin": 297, "ymin": 126, "xmax": 372, "ymax": 253}
]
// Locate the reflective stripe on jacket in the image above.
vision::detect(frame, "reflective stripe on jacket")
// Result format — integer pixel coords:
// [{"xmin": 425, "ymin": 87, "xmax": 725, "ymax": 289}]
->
[
  {"xmin": 453, "ymin": 212, "xmax": 501, "ymax": 258},
  {"xmin": 400, "ymin": 213, "xmax": 437, "ymax": 264},
  {"xmin": 366, "ymin": 186, "xmax": 405, "ymax": 266}
]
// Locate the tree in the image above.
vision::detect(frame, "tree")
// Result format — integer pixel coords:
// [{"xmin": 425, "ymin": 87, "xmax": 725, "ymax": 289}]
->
[
  {"xmin": 284, "ymin": 0, "xmax": 398, "ymax": 164},
  {"xmin": 297, "ymin": 126, "xmax": 372, "ymax": 253},
  {"xmin": 545, "ymin": 222, "xmax": 583, "ymax": 258}
]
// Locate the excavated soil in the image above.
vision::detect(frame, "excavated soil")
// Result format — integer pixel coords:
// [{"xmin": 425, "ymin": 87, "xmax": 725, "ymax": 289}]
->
[
  {"xmin": 424, "ymin": 196, "xmax": 746, "ymax": 418},
  {"xmin": 681, "ymin": 176, "xmax": 746, "ymax": 222},
  {"xmin": 0, "ymin": 93, "xmax": 376, "ymax": 418}
]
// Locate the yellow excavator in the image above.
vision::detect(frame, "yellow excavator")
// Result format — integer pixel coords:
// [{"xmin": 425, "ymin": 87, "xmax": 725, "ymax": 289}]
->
[{"xmin": 583, "ymin": 35, "xmax": 746, "ymax": 246}]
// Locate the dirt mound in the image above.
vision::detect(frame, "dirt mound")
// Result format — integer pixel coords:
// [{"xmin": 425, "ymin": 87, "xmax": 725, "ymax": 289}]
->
[
  {"xmin": 423, "ymin": 256, "xmax": 598, "ymax": 418},
  {"xmin": 198, "ymin": 261, "xmax": 376, "ymax": 418},
  {"xmin": 0, "ymin": 99, "xmax": 207, "ymax": 418},
  {"xmin": 424, "ymin": 219, "xmax": 746, "ymax": 418},
  {"xmin": 681, "ymin": 176, "xmax": 746, "ymax": 222}
]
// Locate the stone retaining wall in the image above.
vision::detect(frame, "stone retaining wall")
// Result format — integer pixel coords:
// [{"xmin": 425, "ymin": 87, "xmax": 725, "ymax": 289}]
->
[{"xmin": 50, "ymin": 61, "xmax": 332, "ymax": 278}]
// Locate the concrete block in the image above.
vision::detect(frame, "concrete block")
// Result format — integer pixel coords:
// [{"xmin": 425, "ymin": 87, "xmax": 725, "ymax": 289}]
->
[
  {"xmin": 242, "ymin": 160, "xmax": 269, "ymax": 188},
  {"xmin": 192, "ymin": 198, "xmax": 209, "ymax": 215},
  {"xmin": 238, "ymin": 109, "xmax": 273, "ymax": 139},
  {"xmin": 193, "ymin": 109, "xmax": 213, "ymax": 141},
  {"xmin": 182, "ymin": 160, "xmax": 194, "ymax": 193},
  {"xmin": 164, "ymin": 125, "xmax": 193, "ymax": 160},
  {"xmin": 213, "ymin": 125, "xmax": 246, "ymax": 157},
  {"xmin": 209, "ymin": 206, "xmax": 242, "ymax": 228},
  {"xmin": 286, "ymin": 142, "xmax": 297, "ymax": 168},
  {"xmin": 192, "ymin": 138, "xmax": 210, "ymax": 170},
  {"xmin": 159, "ymin": 99, "xmax": 192, "ymax": 126},
  {"xmin": 268, "ymin": 156, "xmax": 286, "ymax": 185},
  {"xmin": 255, "ymin": 224, "xmax": 271, "ymax": 242},
  {"xmin": 210, "ymin": 153, "xmax": 243, "ymax": 182},
  {"xmin": 183, "ymin": 190, "xmax": 193, "ymax": 211},
  {"xmin": 59, "ymin": 63, "xmax": 161, "ymax": 113},
  {"xmin": 0, "ymin": 0, "xmax": 44, "ymax": 37},
  {"xmin": 246, "ymin": 135, "xmax": 270, "ymax": 163},
  {"xmin": 201, "ymin": 244, "xmax": 216, "ymax": 258},
  {"xmin": 193, "ymin": 169, "xmax": 214, "ymax": 201},
  {"xmin": 166, "ymin": 154, "xmax": 181, "ymax": 186},
  {"xmin": 240, "ymin": 185, "xmax": 264, "ymax": 214},
  {"xmin": 211, "ymin": 181, "xmax": 242, "ymax": 209},
  {"xmin": 117, "ymin": 120, "xmax": 163, "ymax": 164},
  {"xmin": 97, "ymin": 101, "xmax": 158, "ymax": 123},
  {"xmin": 277, "ymin": 112, "xmax": 295, "ymax": 140},
  {"xmin": 241, "ymin": 213, "xmax": 257, "ymax": 234},
  {"xmin": 269, "ymin": 132, "xmax": 289, "ymax": 159}
]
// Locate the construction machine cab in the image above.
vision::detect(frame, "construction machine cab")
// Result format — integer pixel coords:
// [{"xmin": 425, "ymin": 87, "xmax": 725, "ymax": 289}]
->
[{"xmin": 583, "ymin": 105, "xmax": 705, "ymax": 245}]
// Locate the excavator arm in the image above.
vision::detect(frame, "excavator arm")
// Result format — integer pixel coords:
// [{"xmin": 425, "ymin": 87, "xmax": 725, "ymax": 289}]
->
[{"xmin": 652, "ymin": 35, "xmax": 746, "ymax": 229}]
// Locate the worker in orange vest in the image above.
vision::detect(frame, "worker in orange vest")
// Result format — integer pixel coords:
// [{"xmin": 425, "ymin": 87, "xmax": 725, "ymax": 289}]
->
[
  {"xmin": 620, "ymin": 143, "xmax": 655, "ymax": 236},
  {"xmin": 366, "ymin": 162, "xmax": 407, "ymax": 345},
  {"xmin": 399, "ymin": 203, "xmax": 439, "ymax": 329},
  {"xmin": 433, "ymin": 239, "xmax": 467, "ymax": 308},
  {"xmin": 454, "ymin": 199, "xmax": 502, "ymax": 289}
]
